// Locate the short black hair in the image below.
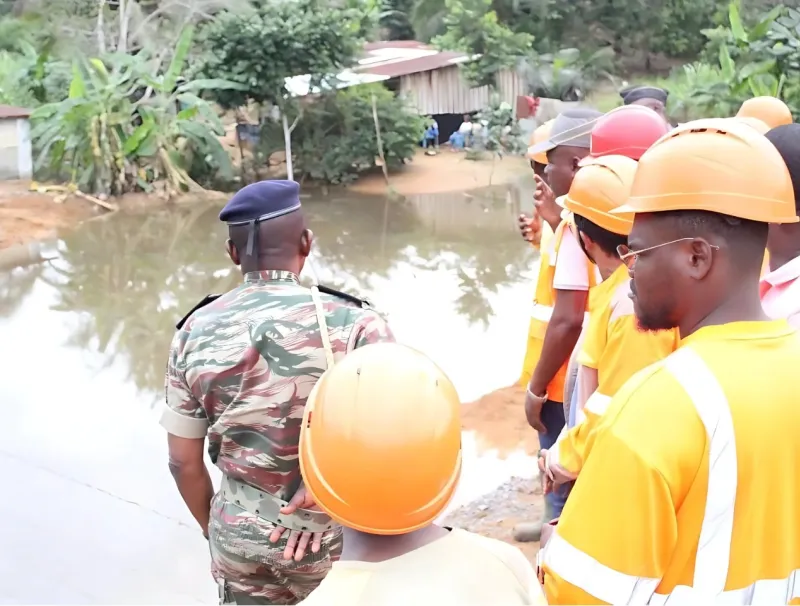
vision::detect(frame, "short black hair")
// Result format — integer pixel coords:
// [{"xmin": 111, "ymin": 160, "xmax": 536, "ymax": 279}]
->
[
  {"xmin": 573, "ymin": 213, "xmax": 628, "ymax": 256},
  {"xmin": 660, "ymin": 210, "xmax": 768, "ymax": 265},
  {"xmin": 765, "ymin": 124, "xmax": 800, "ymax": 215}
]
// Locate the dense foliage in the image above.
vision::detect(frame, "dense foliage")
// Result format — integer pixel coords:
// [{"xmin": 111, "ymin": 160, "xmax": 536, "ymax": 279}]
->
[
  {"xmin": 471, "ymin": 98, "xmax": 524, "ymax": 158},
  {"xmin": 432, "ymin": 0, "xmax": 533, "ymax": 88},
  {"xmin": 30, "ymin": 28, "xmax": 241, "ymax": 196},
  {"xmin": 662, "ymin": 2, "xmax": 800, "ymax": 121},
  {"xmin": 4, "ymin": 0, "xmax": 800, "ymax": 197},
  {"xmin": 292, "ymin": 85, "xmax": 424, "ymax": 184},
  {"xmin": 194, "ymin": 1, "xmax": 367, "ymax": 110}
]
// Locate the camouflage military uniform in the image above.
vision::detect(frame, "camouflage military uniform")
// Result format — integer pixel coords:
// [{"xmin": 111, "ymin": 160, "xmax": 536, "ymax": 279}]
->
[{"xmin": 162, "ymin": 270, "xmax": 394, "ymax": 604}]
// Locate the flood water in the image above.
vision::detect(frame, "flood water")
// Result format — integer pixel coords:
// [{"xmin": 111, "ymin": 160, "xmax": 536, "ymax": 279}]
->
[{"xmin": 0, "ymin": 180, "xmax": 539, "ymax": 604}]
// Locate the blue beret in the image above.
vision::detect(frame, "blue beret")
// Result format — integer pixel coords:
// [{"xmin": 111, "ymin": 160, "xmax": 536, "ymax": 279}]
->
[{"xmin": 219, "ymin": 180, "xmax": 301, "ymax": 225}]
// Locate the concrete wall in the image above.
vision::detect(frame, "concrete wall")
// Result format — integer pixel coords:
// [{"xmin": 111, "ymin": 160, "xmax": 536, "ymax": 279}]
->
[{"xmin": 0, "ymin": 118, "xmax": 33, "ymax": 180}]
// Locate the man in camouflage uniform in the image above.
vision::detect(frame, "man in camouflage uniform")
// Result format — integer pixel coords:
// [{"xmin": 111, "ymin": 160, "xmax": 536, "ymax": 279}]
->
[{"xmin": 160, "ymin": 180, "xmax": 395, "ymax": 605}]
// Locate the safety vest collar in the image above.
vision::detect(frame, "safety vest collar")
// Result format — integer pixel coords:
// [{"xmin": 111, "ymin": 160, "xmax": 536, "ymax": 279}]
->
[{"xmin": 680, "ymin": 319, "xmax": 794, "ymax": 346}]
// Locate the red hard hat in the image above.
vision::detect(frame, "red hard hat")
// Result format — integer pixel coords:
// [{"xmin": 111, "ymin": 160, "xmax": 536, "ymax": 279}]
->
[{"xmin": 580, "ymin": 105, "xmax": 670, "ymax": 165}]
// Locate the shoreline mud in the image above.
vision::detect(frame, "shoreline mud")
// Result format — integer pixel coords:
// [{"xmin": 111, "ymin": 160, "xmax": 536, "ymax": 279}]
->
[
  {"xmin": 442, "ymin": 476, "xmax": 544, "ymax": 561},
  {"xmin": 445, "ymin": 384, "xmax": 544, "ymax": 562},
  {"xmin": 0, "ymin": 151, "xmax": 529, "ymax": 253}
]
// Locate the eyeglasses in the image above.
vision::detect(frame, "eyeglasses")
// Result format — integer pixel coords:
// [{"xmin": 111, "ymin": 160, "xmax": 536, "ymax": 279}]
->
[{"xmin": 616, "ymin": 238, "xmax": 720, "ymax": 269}]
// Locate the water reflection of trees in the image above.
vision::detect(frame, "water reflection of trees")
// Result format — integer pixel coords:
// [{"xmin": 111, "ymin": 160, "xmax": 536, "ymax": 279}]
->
[
  {"xmin": 0, "ymin": 263, "xmax": 44, "ymax": 317},
  {"xmin": 309, "ymin": 184, "xmax": 536, "ymax": 327},
  {"xmin": 400, "ymin": 185, "xmax": 536, "ymax": 327},
  {"xmin": 45, "ymin": 203, "xmax": 237, "ymax": 400},
  {"xmin": 45, "ymin": 183, "xmax": 536, "ymax": 400},
  {"xmin": 305, "ymin": 195, "xmax": 422, "ymax": 295}
]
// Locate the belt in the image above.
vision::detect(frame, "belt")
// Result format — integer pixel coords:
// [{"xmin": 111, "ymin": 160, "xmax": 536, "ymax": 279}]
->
[{"xmin": 220, "ymin": 475, "xmax": 336, "ymax": 533}]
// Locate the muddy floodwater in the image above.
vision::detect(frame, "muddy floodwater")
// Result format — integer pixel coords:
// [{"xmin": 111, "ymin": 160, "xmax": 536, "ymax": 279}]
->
[{"xmin": 0, "ymin": 180, "xmax": 539, "ymax": 604}]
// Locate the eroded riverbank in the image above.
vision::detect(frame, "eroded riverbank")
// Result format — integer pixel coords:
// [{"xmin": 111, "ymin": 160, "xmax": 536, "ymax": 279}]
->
[{"xmin": 0, "ymin": 151, "xmax": 530, "ymax": 253}]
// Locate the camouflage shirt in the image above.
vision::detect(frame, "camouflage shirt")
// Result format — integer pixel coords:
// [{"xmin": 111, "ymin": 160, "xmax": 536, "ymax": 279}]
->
[{"xmin": 161, "ymin": 270, "xmax": 394, "ymax": 599}]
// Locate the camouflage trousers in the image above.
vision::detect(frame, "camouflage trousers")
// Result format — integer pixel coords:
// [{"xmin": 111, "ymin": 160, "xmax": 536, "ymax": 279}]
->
[{"xmin": 209, "ymin": 493, "xmax": 342, "ymax": 605}]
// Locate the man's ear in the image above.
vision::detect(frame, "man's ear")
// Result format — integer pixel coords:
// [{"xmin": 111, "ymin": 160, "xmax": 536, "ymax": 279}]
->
[
  {"xmin": 226, "ymin": 239, "xmax": 240, "ymax": 266},
  {"xmin": 571, "ymin": 155, "xmax": 582, "ymax": 173},
  {"xmin": 687, "ymin": 238, "xmax": 715, "ymax": 281},
  {"xmin": 300, "ymin": 228, "xmax": 314, "ymax": 257}
]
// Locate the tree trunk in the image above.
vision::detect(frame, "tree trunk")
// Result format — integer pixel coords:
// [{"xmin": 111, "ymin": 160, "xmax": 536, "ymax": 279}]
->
[
  {"xmin": 118, "ymin": 0, "xmax": 130, "ymax": 53},
  {"xmin": 282, "ymin": 112, "xmax": 294, "ymax": 181},
  {"xmin": 96, "ymin": 0, "xmax": 106, "ymax": 54}
]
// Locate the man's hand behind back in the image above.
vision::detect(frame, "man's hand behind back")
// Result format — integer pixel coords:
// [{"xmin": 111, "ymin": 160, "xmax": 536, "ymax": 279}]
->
[{"xmin": 269, "ymin": 483, "xmax": 332, "ymax": 562}]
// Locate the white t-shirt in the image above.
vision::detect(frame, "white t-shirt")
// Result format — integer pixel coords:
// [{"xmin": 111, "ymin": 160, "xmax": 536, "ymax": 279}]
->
[
  {"xmin": 458, "ymin": 121, "xmax": 473, "ymax": 134},
  {"xmin": 551, "ymin": 223, "xmax": 601, "ymax": 291},
  {"xmin": 299, "ymin": 529, "xmax": 546, "ymax": 606},
  {"xmin": 760, "ymin": 254, "xmax": 800, "ymax": 328}
]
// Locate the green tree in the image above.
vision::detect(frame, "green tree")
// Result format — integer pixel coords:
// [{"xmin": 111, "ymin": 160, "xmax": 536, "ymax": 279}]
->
[
  {"xmin": 194, "ymin": 0, "xmax": 368, "ymax": 180},
  {"xmin": 433, "ymin": 0, "xmax": 533, "ymax": 88},
  {"xmin": 380, "ymin": 0, "xmax": 416, "ymax": 39},
  {"xmin": 292, "ymin": 84, "xmax": 424, "ymax": 184},
  {"xmin": 30, "ymin": 27, "xmax": 242, "ymax": 196}
]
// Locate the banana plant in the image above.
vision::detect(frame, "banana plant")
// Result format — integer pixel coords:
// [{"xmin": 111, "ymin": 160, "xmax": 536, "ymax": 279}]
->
[{"xmin": 29, "ymin": 26, "xmax": 244, "ymax": 198}]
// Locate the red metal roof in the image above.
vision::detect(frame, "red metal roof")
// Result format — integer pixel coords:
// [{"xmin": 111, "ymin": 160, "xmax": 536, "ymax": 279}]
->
[
  {"xmin": 364, "ymin": 40, "xmax": 430, "ymax": 51},
  {"xmin": 356, "ymin": 42, "xmax": 469, "ymax": 79},
  {"xmin": 0, "ymin": 104, "xmax": 31, "ymax": 119}
]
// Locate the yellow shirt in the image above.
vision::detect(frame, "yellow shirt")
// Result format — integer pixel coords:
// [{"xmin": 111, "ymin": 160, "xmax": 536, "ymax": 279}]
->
[
  {"xmin": 543, "ymin": 320, "xmax": 800, "ymax": 604},
  {"xmin": 299, "ymin": 529, "xmax": 546, "ymax": 606},
  {"xmin": 550, "ymin": 265, "xmax": 679, "ymax": 478}
]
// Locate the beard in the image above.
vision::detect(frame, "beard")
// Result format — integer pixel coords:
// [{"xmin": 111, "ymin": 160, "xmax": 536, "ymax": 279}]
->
[
  {"xmin": 631, "ymin": 281, "xmax": 678, "ymax": 332},
  {"xmin": 634, "ymin": 300, "xmax": 678, "ymax": 332}
]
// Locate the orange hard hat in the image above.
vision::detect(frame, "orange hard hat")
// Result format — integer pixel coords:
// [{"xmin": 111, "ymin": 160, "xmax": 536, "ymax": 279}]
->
[
  {"xmin": 733, "ymin": 116, "xmax": 770, "ymax": 135},
  {"xmin": 614, "ymin": 119, "xmax": 797, "ymax": 223},
  {"xmin": 527, "ymin": 119, "xmax": 554, "ymax": 164},
  {"xmin": 672, "ymin": 116, "xmax": 770, "ymax": 135},
  {"xmin": 299, "ymin": 343, "xmax": 462, "ymax": 535},
  {"xmin": 581, "ymin": 105, "xmax": 670, "ymax": 163},
  {"xmin": 557, "ymin": 154, "xmax": 638, "ymax": 235},
  {"xmin": 736, "ymin": 96, "xmax": 792, "ymax": 129}
]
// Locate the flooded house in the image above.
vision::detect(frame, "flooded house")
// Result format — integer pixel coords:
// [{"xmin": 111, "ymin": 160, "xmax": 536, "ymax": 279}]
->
[
  {"xmin": 354, "ymin": 41, "xmax": 526, "ymax": 143},
  {"xmin": 0, "ymin": 104, "xmax": 33, "ymax": 181}
]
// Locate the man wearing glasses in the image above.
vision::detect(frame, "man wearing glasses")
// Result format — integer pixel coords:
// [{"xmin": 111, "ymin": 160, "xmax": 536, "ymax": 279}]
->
[{"xmin": 540, "ymin": 120, "xmax": 800, "ymax": 604}]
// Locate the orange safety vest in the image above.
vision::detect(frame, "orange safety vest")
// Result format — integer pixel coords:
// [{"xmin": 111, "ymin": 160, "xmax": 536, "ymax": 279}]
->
[{"xmin": 519, "ymin": 217, "xmax": 597, "ymax": 402}]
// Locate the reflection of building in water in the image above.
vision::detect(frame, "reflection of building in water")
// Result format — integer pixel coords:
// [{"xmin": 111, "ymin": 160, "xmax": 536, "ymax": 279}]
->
[{"xmin": 405, "ymin": 182, "xmax": 526, "ymax": 237}]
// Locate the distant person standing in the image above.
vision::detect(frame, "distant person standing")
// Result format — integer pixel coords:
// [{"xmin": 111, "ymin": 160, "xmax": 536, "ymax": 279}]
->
[
  {"xmin": 422, "ymin": 117, "xmax": 439, "ymax": 154},
  {"xmin": 619, "ymin": 85, "xmax": 669, "ymax": 123},
  {"xmin": 517, "ymin": 108, "xmax": 602, "ymax": 527},
  {"xmin": 161, "ymin": 180, "xmax": 394, "ymax": 604},
  {"xmin": 458, "ymin": 114, "xmax": 474, "ymax": 147}
]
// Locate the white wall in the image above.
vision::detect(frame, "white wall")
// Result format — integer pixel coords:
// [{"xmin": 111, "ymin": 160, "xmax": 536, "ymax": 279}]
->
[
  {"xmin": 16, "ymin": 118, "xmax": 32, "ymax": 179},
  {"xmin": 0, "ymin": 117, "xmax": 32, "ymax": 180}
]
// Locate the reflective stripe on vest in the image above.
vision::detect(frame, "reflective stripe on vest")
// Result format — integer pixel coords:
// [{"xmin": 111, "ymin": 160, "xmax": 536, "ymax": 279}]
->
[
  {"xmin": 531, "ymin": 304, "xmax": 591, "ymax": 325},
  {"xmin": 542, "ymin": 347, "xmax": 798, "ymax": 603},
  {"xmin": 584, "ymin": 391, "xmax": 612, "ymax": 416}
]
